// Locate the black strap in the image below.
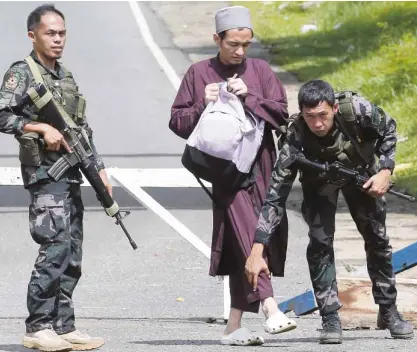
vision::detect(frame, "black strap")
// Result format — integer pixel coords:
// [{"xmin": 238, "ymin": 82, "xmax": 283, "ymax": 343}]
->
[
  {"xmin": 194, "ymin": 176, "xmax": 215, "ymax": 202},
  {"xmin": 334, "ymin": 113, "xmax": 373, "ymax": 173}
]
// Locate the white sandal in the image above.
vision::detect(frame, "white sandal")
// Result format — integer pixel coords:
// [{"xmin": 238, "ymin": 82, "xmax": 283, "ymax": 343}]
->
[
  {"xmin": 263, "ymin": 310, "xmax": 297, "ymax": 334},
  {"xmin": 220, "ymin": 327, "xmax": 264, "ymax": 346}
]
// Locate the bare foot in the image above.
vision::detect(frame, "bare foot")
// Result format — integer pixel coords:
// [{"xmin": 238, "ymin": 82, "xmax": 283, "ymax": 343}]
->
[
  {"xmin": 223, "ymin": 308, "xmax": 243, "ymax": 335},
  {"xmin": 261, "ymin": 297, "xmax": 279, "ymax": 319}
]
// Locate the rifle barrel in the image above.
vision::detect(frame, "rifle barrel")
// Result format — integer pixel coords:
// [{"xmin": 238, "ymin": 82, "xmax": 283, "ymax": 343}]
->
[
  {"xmin": 115, "ymin": 213, "xmax": 138, "ymax": 250},
  {"xmin": 292, "ymin": 156, "xmax": 416, "ymax": 203},
  {"xmin": 388, "ymin": 189, "xmax": 416, "ymax": 202}
]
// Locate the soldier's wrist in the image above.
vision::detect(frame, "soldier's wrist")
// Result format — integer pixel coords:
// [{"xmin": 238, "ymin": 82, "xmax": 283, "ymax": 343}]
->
[
  {"xmin": 23, "ymin": 122, "xmax": 50, "ymax": 135},
  {"xmin": 379, "ymin": 168, "xmax": 392, "ymax": 177},
  {"xmin": 379, "ymin": 166, "xmax": 394, "ymax": 175},
  {"xmin": 38, "ymin": 123, "xmax": 52, "ymax": 135}
]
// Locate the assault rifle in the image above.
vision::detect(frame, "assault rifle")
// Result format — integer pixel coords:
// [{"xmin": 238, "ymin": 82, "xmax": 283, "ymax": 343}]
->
[
  {"xmin": 20, "ymin": 83, "xmax": 138, "ymax": 250},
  {"xmin": 283, "ymin": 154, "xmax": 415, "ymax": 202}
]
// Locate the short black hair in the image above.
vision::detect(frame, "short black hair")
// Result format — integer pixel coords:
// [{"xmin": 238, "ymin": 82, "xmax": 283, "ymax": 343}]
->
[
  {"xmin": 218, "ymin": 27, "xmax": 254, "ymax": 40},
  {"xmin": 27, "ymin": 4, "xmax": 65, "ymax": 32},
  {"xmin": 298, "ymin": 79, "xmax": 335, "ymax": 110}
]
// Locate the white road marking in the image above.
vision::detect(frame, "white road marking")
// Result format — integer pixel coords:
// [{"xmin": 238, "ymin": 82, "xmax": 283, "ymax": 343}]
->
[
  {"xmin": 111, "ymin": 169, "xmax": 211, "ymax": 258},
  {"xmin": 0, "ymin": 167, "xmax": 211, "ymax": 188},
  {"xmin": 128, "ymin": 1, "xmax": 181, "ymax": 90}
]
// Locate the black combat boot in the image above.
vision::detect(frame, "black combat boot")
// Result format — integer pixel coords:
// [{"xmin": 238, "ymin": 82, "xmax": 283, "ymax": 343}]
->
[
  {"xmin": 319, "ymin": 311, "xmax": 342, "ymax": 344},
  {"xmin": 377, "ymin": 304, "xmax": 414, "ymax": 339}
]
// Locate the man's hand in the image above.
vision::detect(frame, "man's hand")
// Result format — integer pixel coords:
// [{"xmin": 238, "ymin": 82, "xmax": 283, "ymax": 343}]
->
[
  {"xmin": 245, "ymin": 243, "xmax": 270, "ymax": 291},
  {"xmin": 41, "ymin": 125, "xmax": 71, "ymax": 153},
  {"xmin": 99, "ymin": 169, "xmax": 112, "ymax": 197},
  {"xmin": 204, "ymin": 83, "xmax": 219, "ymax": 106},
  {"xmin": 362, "ymin": 169, "xmax": 391, "ymax": 197},
  {"xmin": 227, "ymin": 74, "xmax": 248, "ymax": 97}
]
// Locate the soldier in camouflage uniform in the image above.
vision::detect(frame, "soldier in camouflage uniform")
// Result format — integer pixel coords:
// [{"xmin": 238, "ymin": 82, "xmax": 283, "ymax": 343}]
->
[
  {"xmin": 0, "ymin": 4, "xmax": 108, "ymax": 351},
  {"xmin": 245, "ymin": 79, "xmax": 414, "ymax": 344}
]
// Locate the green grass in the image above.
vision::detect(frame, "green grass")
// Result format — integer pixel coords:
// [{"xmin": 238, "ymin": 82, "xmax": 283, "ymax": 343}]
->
[{"xmin": 235, "ymin": 1, "xmax": 417, "ymax": 194}]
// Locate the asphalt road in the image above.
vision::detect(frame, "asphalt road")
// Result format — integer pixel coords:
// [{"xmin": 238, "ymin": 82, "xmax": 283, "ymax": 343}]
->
[{"xmin": 0, "ymin": 2, "xmax": 415, "ymax": 352}]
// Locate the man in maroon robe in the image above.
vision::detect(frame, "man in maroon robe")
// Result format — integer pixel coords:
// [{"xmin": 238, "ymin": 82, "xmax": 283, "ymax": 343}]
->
[{"xmin": 169, "ymin": 6, "xmax": 296, "ymax": 345}]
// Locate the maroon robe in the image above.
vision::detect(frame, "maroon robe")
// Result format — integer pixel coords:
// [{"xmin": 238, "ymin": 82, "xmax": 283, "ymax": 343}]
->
[{"xmin": 170, "ymin": 55, "xmax": 289, "ymax": 312}]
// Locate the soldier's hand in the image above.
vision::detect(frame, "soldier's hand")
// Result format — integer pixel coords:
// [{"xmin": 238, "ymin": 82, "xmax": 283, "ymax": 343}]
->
[
  {"xmin": 42, "ymin": 125, "xmax": 71, "ymax": 153},
  {"xmin": 227, "ymin": 74, "xmax": 248, "ymax": 97},
  {"xmin": 245, "ymin": 244, "xmax": 270, "ymax": 291},
  {"xmin": 204, "ymin": 83, "xmax": 219, "ymax": 106},
  {"xmin": 99, "ymin": 169, "xmax": 112, "ymax": 197},
  {"xmin": 363, "ymin": 169, "xmax": 391, "ymax": 197}
]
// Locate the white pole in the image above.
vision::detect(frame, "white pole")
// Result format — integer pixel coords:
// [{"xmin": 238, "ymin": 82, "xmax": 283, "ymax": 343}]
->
[{"xmin": 223, "ymin": 276, "xmax": 230, "ymax": 321}]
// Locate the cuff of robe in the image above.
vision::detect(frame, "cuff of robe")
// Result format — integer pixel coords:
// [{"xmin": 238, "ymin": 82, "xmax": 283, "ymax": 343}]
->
[
  {"xmin": 194, "ymin": 98, "xmax": 206, "ymax": 117},
  {"xmin": 244, "ymin": 89, "xmax": 261, "ymax": 112},
  {"xmin": 244, "ymin": 89, "xmax": 284, "ymax": 128},
  {"xmin": 254, "ymin": 229, "xmax": 270, "ymax": 246}
]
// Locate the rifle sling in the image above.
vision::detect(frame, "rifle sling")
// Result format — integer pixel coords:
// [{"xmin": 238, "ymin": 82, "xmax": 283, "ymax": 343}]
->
[
  {"xmin": 334, "ymin": 113, "xmax": 375, "ymax": 177},
  {"xmin": 25, "ymin": 56, "xmax": 78, "ymax": 129}
]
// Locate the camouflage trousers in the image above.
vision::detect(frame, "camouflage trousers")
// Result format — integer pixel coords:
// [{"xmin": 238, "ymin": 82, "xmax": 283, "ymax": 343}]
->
[
  {"xmin": 25, "ymin": 181, "xmax": 84, "ymax": 334},
  {"xmin": 301, "ymin": 181, "xmax": 397, "ymax": 316}
]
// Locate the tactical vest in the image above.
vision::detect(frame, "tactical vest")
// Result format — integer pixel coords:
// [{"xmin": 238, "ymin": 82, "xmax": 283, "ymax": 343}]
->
[
  {"xmin": 13, "ymin": 56, "xmax": 87, "ymax": 169},
  {"xmin": 293, "ymin": 91, "xmax": 377, "ymax": 169},
  {"xmin": 23, "ymin": 56, "xmax": 86, "ymax": 125}
]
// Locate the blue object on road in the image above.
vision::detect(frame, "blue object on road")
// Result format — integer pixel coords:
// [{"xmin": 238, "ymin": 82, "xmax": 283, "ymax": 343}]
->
[
  {"xmin": 392, "ymin": 241, "xmax": 417, "ymax": 274},
  {"xmin": 279, "ymin": 240, "xmax": 417, "ymax": 316},
  {"xmin": 278, "ymin": 289, "xmax": 317, "ymax": 316}
]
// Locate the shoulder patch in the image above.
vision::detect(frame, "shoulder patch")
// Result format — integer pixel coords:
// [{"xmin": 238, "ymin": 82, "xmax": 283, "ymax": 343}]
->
[
  {"xmin": 3, "ymin": 70, "xmax": 22, "ymax": 91},
  {"xmin": 1, "ymin": 67, "xmax": 28, "ymax": 93}
]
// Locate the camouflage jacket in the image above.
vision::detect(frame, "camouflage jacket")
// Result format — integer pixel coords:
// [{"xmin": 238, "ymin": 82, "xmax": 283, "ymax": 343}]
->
[
  {"xmin": 0, "ymin": 51, "xmax": 104, "ymax": 187},
  {"xmin": 255, "ymin": 95, "xmax": 397, "ymax": 246}
]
